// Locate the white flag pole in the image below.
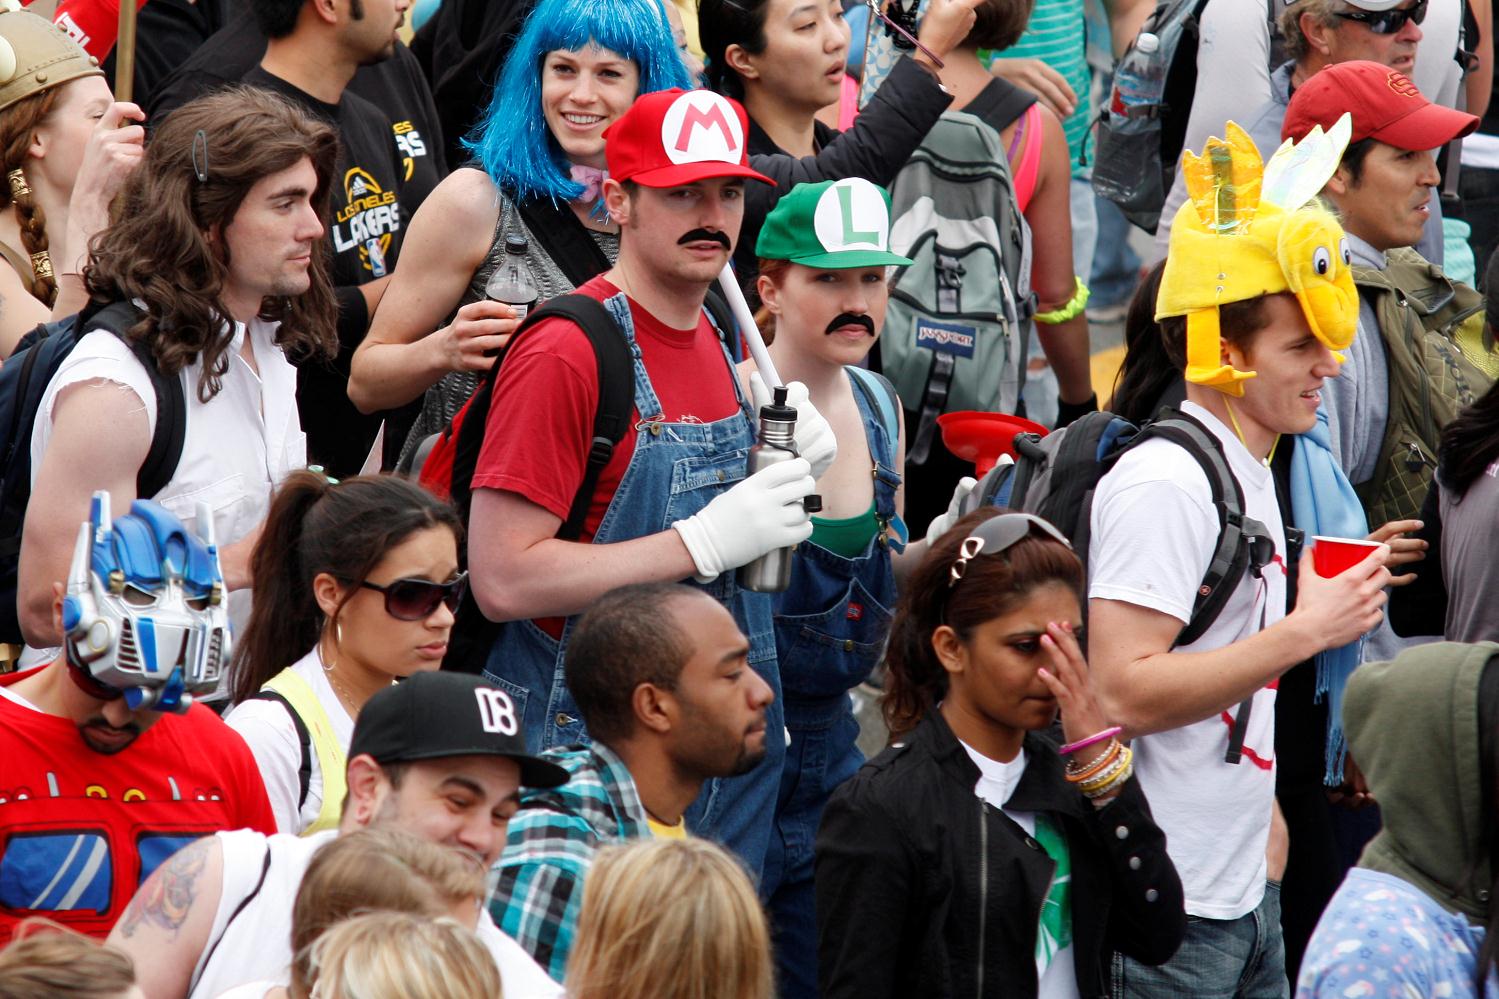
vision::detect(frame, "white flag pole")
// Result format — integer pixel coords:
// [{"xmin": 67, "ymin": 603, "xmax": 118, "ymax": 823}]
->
[{"xmin": 717, "ymin": 263, "xmax": 782, "ymax": 389}]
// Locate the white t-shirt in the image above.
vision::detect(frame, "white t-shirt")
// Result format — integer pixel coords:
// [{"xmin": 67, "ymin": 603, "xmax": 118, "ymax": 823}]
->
[
  {"xmin": 1087, "ymin": 400, "xmax": 1286, "ymax": 920},
  {"xmin": 25, "ymin": 316, "xmax": 306, "ymax": 672},
  {"xmin": 190, "ymin": 829, "xmax": 563, "ymax": 999},
  {"xmin": 961, "ymin": 742, "xmax": 1081, "ymax": 999},
  {"xmin": 223, "ymin": 648, "xmax": 354, "ymax": 834}
]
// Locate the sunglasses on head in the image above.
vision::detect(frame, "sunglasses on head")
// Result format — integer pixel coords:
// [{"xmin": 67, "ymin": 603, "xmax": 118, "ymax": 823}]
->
[
  {"xmin": 949, "ymin": 514, "xmax": 1072, "ymax": 588},
  {"xmin": 359, "ymin": 572, "xmax": 468, "ymax": 621},
  {"xmin": 1332, "ymin": 0, "xmax": 1426, "ymax": 35}
]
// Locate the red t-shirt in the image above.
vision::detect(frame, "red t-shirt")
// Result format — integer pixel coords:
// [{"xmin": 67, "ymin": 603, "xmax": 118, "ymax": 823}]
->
[
  {"xmin": 0, "ymin": 668, "xmax": 277, "ymax": 940},
  {"xmin": 471, "ymin": 276, "xmax": 740, "ymax": 543}
]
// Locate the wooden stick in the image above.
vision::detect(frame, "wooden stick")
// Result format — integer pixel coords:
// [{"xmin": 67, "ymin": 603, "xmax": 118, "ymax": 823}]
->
[{"xmin": 114, "ymin": 0, "xmax": 137, "ymax": 103}]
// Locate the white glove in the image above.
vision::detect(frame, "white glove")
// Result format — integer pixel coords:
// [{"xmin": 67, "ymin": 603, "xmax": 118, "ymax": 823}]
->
[
  {"xmin": 750, "ymin": 372, "xmax": 838, "ymax": 480},
  {"xmin": 672, "ymin": 456, "xmax": 816, "ymax": 579},
  {"xmin": 924, "ymin": 475, "xmax": 979, "ymax": 544}
]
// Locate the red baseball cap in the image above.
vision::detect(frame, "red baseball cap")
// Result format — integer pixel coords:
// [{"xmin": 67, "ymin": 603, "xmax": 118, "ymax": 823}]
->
[
  {"xmin": 604, "ymin": 88, "xmax": 773, "ymax": 188},
  {"xmin": 1282, "ymin": 61, "xmax": 1477, "ymax": 151}
]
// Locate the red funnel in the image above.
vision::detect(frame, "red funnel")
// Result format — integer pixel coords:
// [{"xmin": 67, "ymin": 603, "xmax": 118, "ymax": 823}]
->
[{"xmin": 937, "ymin": 410, "xmax": 1048, "ymax": 476}]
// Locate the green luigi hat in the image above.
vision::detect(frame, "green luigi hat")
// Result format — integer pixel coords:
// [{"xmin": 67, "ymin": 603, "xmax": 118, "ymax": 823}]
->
[{"xmin": 755, "ymin": 177, "xmax": 913, "ymax": 269}]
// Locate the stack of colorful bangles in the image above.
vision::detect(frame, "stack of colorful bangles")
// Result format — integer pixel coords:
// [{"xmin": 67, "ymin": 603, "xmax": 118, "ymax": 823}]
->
[{"xmin": 1060, "ymin": 725, "xmax": 1133, "ymax": 800}]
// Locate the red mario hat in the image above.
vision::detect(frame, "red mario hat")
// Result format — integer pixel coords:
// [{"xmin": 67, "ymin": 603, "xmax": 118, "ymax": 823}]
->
[{"xmin": 604, "ymin": 88, "xmax": 774, "ymax": 188}]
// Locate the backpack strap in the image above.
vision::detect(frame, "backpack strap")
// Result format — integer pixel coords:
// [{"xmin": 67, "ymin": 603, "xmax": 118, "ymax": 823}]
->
[
  {"xmin": 1127, "ymin": 410, "xmax": 1272, "ymax": 765},
  {"xmin": 512, "ymin": 194, "xmax": 611, "ymax": 288},
  {"xmin": 256, "ymin": 669, "xmax": 348, "ymax": 834},
  {"xmin": 247, "ymin": 689, "xmax": 312, "ymax": 811},
  {"xmin": 702, "ymin": 285, "xmax": 737, "ymax": 350},
  {"xmin": 188, "ymin": 840, "xmax": 274, "ymax": 999},
  {"xmin": 442, "ymin": 294, "xmax": 633, "ymax": 675},
  {"xmin": 80, "ymin": 301, "xmax": 186, "ymax": 500}
]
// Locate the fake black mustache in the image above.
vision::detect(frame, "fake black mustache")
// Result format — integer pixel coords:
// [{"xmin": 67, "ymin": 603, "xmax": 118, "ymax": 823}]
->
[
  {"xmin": 825, "ymin": 313, "xmax": 875, "ymax": 336},
  {"xmin": 678, "ymin": 228, "xmax": 732, "ymax": 249}
]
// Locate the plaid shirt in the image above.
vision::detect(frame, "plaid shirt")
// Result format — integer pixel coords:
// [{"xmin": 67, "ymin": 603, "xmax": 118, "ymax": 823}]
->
[{"xmin": 489, "ymin": 742, "xmax": 649, "ymax": 982}]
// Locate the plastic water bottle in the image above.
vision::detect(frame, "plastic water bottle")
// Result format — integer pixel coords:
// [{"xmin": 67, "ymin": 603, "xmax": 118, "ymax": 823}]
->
[
  {"xmin": 483, "ymin": 235, "xmax": 539, "ymax": 322},
  {"xmin": 1111, "ymin": 31, "xmax": 1165, "ymax": 114}
]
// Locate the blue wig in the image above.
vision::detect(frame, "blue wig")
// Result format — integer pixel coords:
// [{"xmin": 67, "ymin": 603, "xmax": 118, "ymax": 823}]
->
[{"xmin": 465, "ymin": 0, "xmax": 692, "ymax": 203}]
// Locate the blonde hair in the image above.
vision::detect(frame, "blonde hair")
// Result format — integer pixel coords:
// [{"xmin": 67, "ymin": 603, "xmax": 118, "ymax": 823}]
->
[
  {"xmin": 289, "ymin": 828, "xmax": 487, "ymax": 999},
  {"xmin": 304, "ymin": 912, "xmax": 500, "ymax": 999},
  {"xmin": 566, "ymin": 838, "xmax": 773, "ymax": 999},
  {"xmin": 0, "ymin": 919, "xmax": 136, "ymax": 998}
]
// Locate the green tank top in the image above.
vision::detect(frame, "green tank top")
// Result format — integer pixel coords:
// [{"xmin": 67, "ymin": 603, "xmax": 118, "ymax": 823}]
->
[{"xmin": 809, "ymin": 500, "xmax": 880, "ymax": 558}]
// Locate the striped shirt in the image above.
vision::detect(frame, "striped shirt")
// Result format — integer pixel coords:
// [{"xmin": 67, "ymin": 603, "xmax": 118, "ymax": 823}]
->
[{"xmin": 986, "ymin": 0, "xmax": 1091, "ymax": 176}]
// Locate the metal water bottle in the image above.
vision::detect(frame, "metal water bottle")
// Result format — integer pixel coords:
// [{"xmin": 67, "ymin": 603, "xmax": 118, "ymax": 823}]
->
[{"xmin": 740, "ymin": 386, "xmax": 806, "ymax": 593}]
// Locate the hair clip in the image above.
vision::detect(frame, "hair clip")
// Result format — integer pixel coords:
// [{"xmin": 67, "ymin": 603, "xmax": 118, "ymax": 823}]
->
[{"xmin": 192, "ymin": 129, "xmax": 209, "ymax": 183}]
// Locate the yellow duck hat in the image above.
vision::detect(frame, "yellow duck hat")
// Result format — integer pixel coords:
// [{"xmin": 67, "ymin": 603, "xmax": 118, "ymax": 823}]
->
[{"xmin": 1156, "ymin": 114, "xmax": 1359, "ymax": 396}]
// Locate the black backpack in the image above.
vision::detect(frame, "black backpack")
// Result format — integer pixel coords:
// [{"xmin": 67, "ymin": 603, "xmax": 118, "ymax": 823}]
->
[
  {"xmin": 0, "ymin": 301, "xmax": 184, "ymax": 645},
  {"xmin": 963, "ymin": 409, "xmax": 1299, "ymax": 763},
  {"xmin": 1093, "ymin": 0, "xmax": 1283, "ymax": 232}
]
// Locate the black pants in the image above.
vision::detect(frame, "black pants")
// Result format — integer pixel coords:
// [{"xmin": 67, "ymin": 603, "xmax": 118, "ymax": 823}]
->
[{"xmin": 1460, "ymin": 166, "xmax": 1499, "ymax": 287}]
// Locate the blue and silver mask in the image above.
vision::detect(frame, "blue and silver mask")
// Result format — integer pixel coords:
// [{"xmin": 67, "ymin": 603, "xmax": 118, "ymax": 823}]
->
[{"xmin": 61, "ymin": 491, "xmax": 230, "ymax": 712}]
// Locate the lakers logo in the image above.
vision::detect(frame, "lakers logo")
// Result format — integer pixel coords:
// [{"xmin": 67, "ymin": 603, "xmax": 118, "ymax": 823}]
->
[
  {"xmin": 332, "ymin": 166, "xmax": 402, "ymax": 275},
  {"xmin": 1386, "ymin": 71, "xmax": 1421, "ymax": 98}
]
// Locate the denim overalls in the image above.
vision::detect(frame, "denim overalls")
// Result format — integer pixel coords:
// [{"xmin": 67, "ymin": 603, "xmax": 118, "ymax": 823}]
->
[
  {"xmin": 482, "ymin": 292, "xmax": 784, "ymax": 873},
  {"xmin": 763, "ymin": 368, "xmax": 901, "ymax": 997}
]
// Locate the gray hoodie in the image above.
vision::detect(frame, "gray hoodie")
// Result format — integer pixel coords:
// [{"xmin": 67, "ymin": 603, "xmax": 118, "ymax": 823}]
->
[{"xmin": 1344, "ymin": 641, "xmax": 1499, "ymax": 921}]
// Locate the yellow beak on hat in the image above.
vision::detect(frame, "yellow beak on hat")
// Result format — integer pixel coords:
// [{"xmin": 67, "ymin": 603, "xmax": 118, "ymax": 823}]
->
[{"xmin": 1157, "ymin": 116, "xmax": 1358, "ymax": 396}]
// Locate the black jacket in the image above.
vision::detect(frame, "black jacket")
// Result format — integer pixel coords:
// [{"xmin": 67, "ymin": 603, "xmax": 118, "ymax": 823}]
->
[
  {"xmin": 734, "ymin": 56, "xmax": 953, "ymax": 283},
  {"xmin": 815, "ymin": 712, "xmax": 1185, "ymax": 999}
]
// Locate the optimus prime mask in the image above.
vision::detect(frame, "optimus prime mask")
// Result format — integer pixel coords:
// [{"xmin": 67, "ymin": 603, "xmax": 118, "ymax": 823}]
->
[{"xmin": 61, "ymin": 492, "xmax": 230, "ymax": 712}]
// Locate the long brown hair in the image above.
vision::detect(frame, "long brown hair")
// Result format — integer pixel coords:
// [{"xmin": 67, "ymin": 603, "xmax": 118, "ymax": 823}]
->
[
  {"xmin": 85, "ymin": 85, "xmax": 339, "ymax": 402},
  {"xmin": 230, "ymin": 471, "xmax": 462, "ymax": 703},
  {"xmin": 883, "ymin": 507, "xmax": 1084, "ymax": 737},
  {"xmin": 0, "ymin": 88, "xmax": 60, "ymax": 306}
]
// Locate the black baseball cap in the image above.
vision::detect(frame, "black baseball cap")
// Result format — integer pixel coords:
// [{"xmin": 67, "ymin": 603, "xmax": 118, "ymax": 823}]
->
[{"xmin": 349, "ymin": 672, "xmax": 569, "ymax": 789}]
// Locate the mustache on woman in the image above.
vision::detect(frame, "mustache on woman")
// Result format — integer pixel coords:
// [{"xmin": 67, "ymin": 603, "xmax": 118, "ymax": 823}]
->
[
  {"xmin": 677, "ymin": 228, "xmax": 732, "ymax": 249},
  {"xmin": 825, "ymin": 313, "xmax": 875, "ymax": 336}
]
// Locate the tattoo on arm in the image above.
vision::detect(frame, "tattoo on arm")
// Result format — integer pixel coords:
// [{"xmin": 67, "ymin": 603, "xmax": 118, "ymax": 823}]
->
[{"xmin": 119, "ymin": 837, "xmax": 211, "ymax": 940}]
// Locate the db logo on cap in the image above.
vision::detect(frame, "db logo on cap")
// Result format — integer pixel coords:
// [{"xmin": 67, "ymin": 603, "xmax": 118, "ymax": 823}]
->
[
  {"xmin": 475, "ymin": 687, "xmax": 518, "ymax": 737},
  {"xmin": 814, "ymin": 178, "xmax": 891, "ymax": 254},
  {"xmin": 662, "ymin": 91, "xmax": 745, "ymax": 166}
]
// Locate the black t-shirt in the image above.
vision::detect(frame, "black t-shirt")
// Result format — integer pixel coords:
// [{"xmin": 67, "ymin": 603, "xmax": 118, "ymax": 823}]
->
[
  {"xmin": 148, "ymin": 9, "xmax": 446, "ymax": 217},
  {"xmin": 411, "ymin": 0, "xmax": 532, "ymax": 166},
  {"xmin": 102, "ymin": 0, "xmax": 234, "ymax": 110},
  {"xmin": 241, "ymin": 67, "xmax": 406, "ymax": 476}
]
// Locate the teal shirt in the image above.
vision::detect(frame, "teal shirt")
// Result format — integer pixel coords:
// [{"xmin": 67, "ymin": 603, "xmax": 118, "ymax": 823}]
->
[{"xmin": 984, "ymin": 0, "xmax": 1091, "ymax": 176}]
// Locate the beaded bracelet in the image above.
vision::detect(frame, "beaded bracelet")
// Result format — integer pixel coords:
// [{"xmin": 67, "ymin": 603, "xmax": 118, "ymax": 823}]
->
[
  {"xmin": 1065, "ymin": 738, "xmax": 1117, "ymax": 776},
  {"xmin": 1078, "ymin": 749, "xmax": 1131, "ymax": 793},
  {"xmin": 1081, "ymin": 748, "xmax": 1135, "ymax": 798}
]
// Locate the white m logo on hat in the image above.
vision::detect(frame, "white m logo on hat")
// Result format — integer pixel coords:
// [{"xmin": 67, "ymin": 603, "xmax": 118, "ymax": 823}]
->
[
  {"xmin": 662, "ymin": 91, "xmax": 744, "ymax": 166},
  {"xmin": 475, "ymin": 688, "xmax": 518, "ymax": 736}
]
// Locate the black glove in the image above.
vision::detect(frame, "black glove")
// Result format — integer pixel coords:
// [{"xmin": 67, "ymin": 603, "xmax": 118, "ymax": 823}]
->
[{"xmin": 1054, "ymin": 392, "xmax": 1099, "ymax": 429}]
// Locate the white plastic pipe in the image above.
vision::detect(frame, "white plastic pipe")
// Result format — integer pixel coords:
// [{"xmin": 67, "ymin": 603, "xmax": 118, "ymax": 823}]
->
[{"xmin": 718, "ymin": 263, "xmax": 782, "ymax": 389}]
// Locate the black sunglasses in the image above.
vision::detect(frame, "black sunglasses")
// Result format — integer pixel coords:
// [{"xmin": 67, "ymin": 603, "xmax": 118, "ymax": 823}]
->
[
  {"xmin": 1332, "ymin": 0, "xmax": 1426, "ymax": 35},
  {"xmin": 949, "ymin": 514, "xmax": 1072, "ymax": 588},
  {"xmin": 360, "ymin": 572, "xmax": 468, "ymax": 621}
]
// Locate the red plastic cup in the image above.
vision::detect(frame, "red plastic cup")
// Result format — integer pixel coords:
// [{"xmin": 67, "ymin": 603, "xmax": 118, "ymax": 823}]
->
[{"xmin": 1311, "ymin": 536, "xmax": 1383, "ymax": 578}]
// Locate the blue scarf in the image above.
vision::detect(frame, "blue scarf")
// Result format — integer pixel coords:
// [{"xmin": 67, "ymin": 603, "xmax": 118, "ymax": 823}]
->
[{"xmin": 1289, "ymin": 407, "xmax": 1369, "ymax": 785}]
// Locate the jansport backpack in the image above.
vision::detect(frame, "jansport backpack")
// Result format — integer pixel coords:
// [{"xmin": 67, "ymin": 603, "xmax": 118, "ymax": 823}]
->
[
  {"xmin": 0, "ymin": 301, "xmax": 184, "ymax": 645},
  {"xmin": 880, "ymin": 109, "xmax": 1034, "ymax": 466},
  {"xmin": 961, "ymin": 408, "xmax": 1294, "ymax": 763},
  {"xmin": 1093, "ymin": 0, "xmax": 1281, "ymax": 232}
]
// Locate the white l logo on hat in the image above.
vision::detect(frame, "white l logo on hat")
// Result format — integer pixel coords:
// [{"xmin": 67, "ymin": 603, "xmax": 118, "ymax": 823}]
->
[
  {"xmin": 813, "ymin": 178, "xmax": 890, "ymax": 253},
  {"xmin": 662, "ymin": 90, "xmax": 744, "ymax": 166}
]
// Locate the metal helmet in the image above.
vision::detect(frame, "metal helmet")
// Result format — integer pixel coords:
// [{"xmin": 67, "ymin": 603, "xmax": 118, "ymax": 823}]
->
[
  {"xmin": 0, "ymin": 0, "xmax": 102, "ymax": 117},
  {"xmin": 62, "ymin": 492, "xmax": 231, "ymax": 713}
]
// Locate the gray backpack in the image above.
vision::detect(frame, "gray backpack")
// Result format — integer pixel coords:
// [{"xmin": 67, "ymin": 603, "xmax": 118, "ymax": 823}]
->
[{"xmin": 880, "ymin": 110, "xmax": 1034, "ymax": 464}]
